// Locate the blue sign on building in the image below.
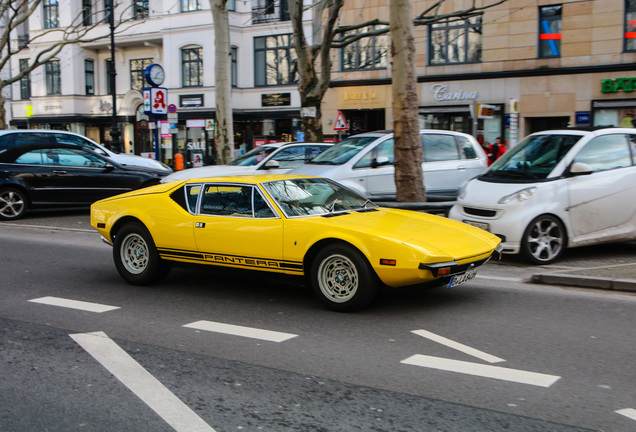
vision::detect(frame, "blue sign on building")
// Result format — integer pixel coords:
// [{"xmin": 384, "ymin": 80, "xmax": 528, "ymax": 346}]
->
[{"xmin": 576, "ymin": 111, "xmax": 591, "ymax": 125}]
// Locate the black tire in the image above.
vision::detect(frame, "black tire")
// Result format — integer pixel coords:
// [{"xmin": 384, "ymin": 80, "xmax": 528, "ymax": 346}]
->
[
  {"xmin": 310, "ymin": 243, "xmax": 379, "ymax": 312},
  {"xmin": 521, "ymin": 214, "xmax": 567, "ymax": 265},
  {"xmin": 113, "ymin": 222, "xmax": 170, "ymax": 285},
  {"xmin": 0, "ymin": 187, "xmax": 28, "ymax": 220}
]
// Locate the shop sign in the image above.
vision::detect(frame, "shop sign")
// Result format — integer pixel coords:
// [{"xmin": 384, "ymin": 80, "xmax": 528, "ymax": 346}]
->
[
  {"xmin": 431, "ymin": 84, "xmax": 479, "ymax": 102},
  {"xmin": 262, "ymin": 93, "xmax": 291, "ymax": 106},
  {"xmin": 576, "ymin": 111, "xmax": 591, "ymax": 125},
  {"xmin": 343, "ymin": 90, "xmax": 379, "ymax": 102},
  {"xmin": 601, "ymin": 78, "xmax": 636, "ymax": 93}
]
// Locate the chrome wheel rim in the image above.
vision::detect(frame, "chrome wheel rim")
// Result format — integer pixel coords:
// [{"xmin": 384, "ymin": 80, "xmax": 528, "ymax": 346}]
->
[
  {"xmin": 120, "ymin": 233, "xmax": 149, "ymax": 275},
  {"xmin": 526, "ymin": 219, "xmax": 564, "ymax": 263},
  {"xmin": 317, "ymin": 254, "xmax": 359, "ymax": 303},
  {"xmin": 0, "ymin": 190, "xmax": 25, "ymax": 219}
]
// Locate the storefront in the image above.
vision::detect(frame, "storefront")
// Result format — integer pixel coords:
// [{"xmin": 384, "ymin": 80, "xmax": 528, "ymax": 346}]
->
[{"xmin": 323, "ymin": 85, "xmax": 390, "ymax": 140}]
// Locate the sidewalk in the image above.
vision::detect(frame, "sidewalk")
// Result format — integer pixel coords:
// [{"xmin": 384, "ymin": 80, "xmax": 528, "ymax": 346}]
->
[{"xmin": 531, "ymin": 263, "xmax": 636, "ymax": 293}]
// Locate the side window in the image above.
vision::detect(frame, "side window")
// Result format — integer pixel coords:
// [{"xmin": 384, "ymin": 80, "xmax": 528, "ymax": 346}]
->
[
  {"xmin": 574, "ymin": 134, "xmax": 632, "ymax": 171},
  {"xmin": 14, "ymin": 133, "xmax": 55, "ymax": 146},
  {"xmin": 185, "ymin": 184, "xmax": 202, "ymax": 213},
  {"xmin": 55, "ymin": 148, "xmax": 108, "ymax": 168},
  {"xmin": 354, "ymin": 139, "xmax": 394, "ymax": 168},
  {"xmin": 423, "ymin": 134, "xmax": 460, "ymax": 161},
  {"xmin": 200, "ymin": 185, "xmax": 254, "ymax": 218},
  {"xmin": 55, "ymin": 133, "xmax": 102, "ymax": 154},
  {"xmin": 272, "ymin": 147, "xmax": 306, "ymax": 169},
  {"xmin": 457, "ymin": 136, "xmax": 478, "ymax": 159},
  {"xmin": 254, "ymin": 189, "xmax": 276, "ymax": 218},
  {"xmin": 15, "ymin": 149, "xmax": 47, "ymax": 165},
  {"xmin": 0, "ymin": 135, "xmax": 14, "ymax": 150}
]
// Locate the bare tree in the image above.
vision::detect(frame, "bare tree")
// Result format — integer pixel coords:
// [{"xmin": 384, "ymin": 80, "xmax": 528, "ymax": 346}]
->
[
  {"xmin": 209, "ymin": 0, "xmax": 233, "ymax": 164},
  {"xmin": 0, "ymin": 0, "xmax": 137, "ymax": 129}
]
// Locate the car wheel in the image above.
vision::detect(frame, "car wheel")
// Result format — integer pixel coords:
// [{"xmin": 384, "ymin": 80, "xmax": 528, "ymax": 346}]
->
[
  {"xmin": 0, "ymin": 187, "xmax": 28, "ymax": 220},
  {"xmin": 521, "ymin": 215, "xmax": 567, "ymax": 265},
  {"xmin": 310, "ymin": 244, "xmax": 379, "ymax": 312},
  {"xmin": 113, "ymin": 222, "xmax": 170, "ymax": 285}
]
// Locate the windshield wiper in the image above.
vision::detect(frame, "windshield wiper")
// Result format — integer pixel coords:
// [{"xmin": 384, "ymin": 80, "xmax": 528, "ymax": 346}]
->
[
  {"xmin": 309, "ymin": 160, "xmax": 337, "ymax": 165},
  {"xmin": 495, "ymin": 170, "xmax": 541, "ymax": 179}
]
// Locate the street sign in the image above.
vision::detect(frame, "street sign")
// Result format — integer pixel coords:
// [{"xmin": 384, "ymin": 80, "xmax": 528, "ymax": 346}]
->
[
  {"xmin": 150, "ymin": 87, "xmax": 167, "ymax": 115},
  {"xmin": 334, "ymin": 111, "xmax": 348, "ymax": 131},
  {"xmin": 167, "ymin": 103, "xmax": 177, "ymax": 113}
]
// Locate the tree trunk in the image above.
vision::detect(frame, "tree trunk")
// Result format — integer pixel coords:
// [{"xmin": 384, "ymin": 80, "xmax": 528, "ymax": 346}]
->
[
  {"xmin": 390, "ymin": 0, "xmax": 425, "ymax": 202},
  {"xmin": 0, "ymin": 93, "xmax": 7, "ymax": 130},
  {"xmin": 210, "ymin": 0, "xmax": 233, "ymax": 164}
]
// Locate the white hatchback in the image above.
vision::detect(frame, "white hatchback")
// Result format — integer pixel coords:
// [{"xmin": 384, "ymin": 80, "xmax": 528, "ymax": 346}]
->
[
  {"xmin": 449, "ymin": 128, "xmax": 636, "ymax": 264},
  {"xmin": 289, "ymin": 130, "xmax": 488, "ymax": 201}
]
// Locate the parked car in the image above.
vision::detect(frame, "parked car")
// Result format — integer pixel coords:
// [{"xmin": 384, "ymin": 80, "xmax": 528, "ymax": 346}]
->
[
  {"xmin": 288, "ymin": 130, "xmax": 488, "ymax": 201},
  {"xmin": 448, "ymin": 128, "xmax": 636, "ymax": 264},
  {"xmin": 0, "ymin": 142, "xmax": 168, "ymax": 220},
  {"xmin": 160, "ymin": 142, "xmax": 332, "ymax": 183},
  {"xmin": 91, "ymin": 175, "xmax": 501, "ymax": 311},
  {"xmin": 0, "ymin": 130, "xmax": 172, "ymax": 174}
]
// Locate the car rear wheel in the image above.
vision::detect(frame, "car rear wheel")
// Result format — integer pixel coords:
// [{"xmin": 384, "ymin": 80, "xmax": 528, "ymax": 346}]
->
[
  {"xmin": 521, "ymin": 215, "xmax": 567, "ymax": 265},
  {"xmin": 113, "ymin": 222, "xmax": 170, "ymax": 285},
  {"xmin": 310, "ymin": 244, "xmax": 379, "ymax": 312},
  {"xmin": 0, "ymin": 187, "xmax": 28, "ymax": 220}
]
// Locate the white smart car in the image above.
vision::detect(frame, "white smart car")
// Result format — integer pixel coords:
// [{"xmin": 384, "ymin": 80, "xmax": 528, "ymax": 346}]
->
[{"xmin": 449, "ymin": 128, "xmax": 636, "ymax": 264}]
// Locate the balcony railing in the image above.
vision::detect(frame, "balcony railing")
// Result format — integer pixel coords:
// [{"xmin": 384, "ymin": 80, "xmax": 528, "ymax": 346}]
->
[{"xmin": 252, "ymin": 4, "xmax": 289, "ymax": 24}]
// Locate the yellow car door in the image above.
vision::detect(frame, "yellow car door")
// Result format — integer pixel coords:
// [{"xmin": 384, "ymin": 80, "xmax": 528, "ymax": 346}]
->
[{"xmin": 192, "ymin": 183, "xmax": 285, "ymax": 271}]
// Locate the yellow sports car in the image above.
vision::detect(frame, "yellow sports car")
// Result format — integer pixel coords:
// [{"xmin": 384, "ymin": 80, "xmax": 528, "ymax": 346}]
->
[{"xmin": 91, "ymin": 175, "xmax": 501, "ymax": 311}]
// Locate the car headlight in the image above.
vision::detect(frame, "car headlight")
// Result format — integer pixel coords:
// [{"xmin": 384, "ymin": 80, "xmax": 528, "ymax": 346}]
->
[{"xmin": 498, "ymin": 187, "xmax": 536, "ymax": 204}]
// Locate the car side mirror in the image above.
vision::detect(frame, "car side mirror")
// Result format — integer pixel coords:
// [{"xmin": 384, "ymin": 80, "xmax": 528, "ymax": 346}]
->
[
  {"xmin": 104, "ymin": 163, "xmax": 115, "ymax": 171},
  {"xmin": 568, "ymin": 162, "xmax": 594, "ymax": 176},
  {"xmin": 262, "ymin": 159, "xmax": 280, "ymax": 169},
  {"xmin": 372, "ymin": 156, "xmax": 391, "ymax": 168}
]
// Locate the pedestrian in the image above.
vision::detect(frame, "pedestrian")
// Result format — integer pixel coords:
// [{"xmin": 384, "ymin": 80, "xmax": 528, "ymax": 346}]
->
[{"xmin": 488, "ymin": 137, "xmax": 506, "ymax": 165}]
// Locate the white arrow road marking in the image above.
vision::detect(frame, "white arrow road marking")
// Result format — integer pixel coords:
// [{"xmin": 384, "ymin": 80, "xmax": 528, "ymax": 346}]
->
[
  {"xmin": 29, "ymin": 296, "xmax": 120, "ymax": 313},
  {"xmin": 616, "ymin": 408, "xmax": 636, "ymax": 421},
  {"xmin": 401, "ymin": 355, "xmax": 561, "ymax": 388},
  {"xmin": 411, "ymin": 329, "xmax": 505, "ymax": 363},
  {"xmin": 184, "ymin": 320, "xmax": 298, "ymax": 343},
  {"xmin": 70, "ymin": 331, "xmax": 216, "ymax": 432}
]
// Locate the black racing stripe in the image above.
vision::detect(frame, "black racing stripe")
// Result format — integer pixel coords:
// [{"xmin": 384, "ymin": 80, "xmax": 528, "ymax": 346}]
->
[{"xmin": 157, "ymin": 248, "xmax": 304, "ymax": 272}]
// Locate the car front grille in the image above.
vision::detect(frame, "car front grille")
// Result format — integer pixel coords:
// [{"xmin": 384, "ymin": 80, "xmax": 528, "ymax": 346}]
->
[{"xmin": 463, "ymin": 207, "xmax": 497, "ymax": 218}]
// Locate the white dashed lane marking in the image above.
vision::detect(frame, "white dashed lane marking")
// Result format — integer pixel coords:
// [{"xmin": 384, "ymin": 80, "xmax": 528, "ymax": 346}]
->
[
  {"xmin": 71, "ymin": 331, "xmax": 216, "ymax": 432},
  {"xmin": 616, "ymin": 408, "xmax": 636, "ymax": 421},
  {"xmin": 183, "ymin": 320, "xmax": 298, "ymax": 342},
  {"xmin": 412, "ymin": 329, "xmax": 505, "ymax": 363},
  {"xmin": 29, "ymin": 296, "xmax": 120, "ymax": 313}
]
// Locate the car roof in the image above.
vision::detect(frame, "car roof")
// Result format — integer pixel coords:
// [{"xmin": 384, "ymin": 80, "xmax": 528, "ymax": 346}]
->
[
  {"xmin": 0, "ymin": 129, "xmax": 80, "ymax": 135},
  {"xmin": 0, "ymin": 142, "xmax": 108, "ymax": 160},
  {"xmin": 168, "ymin": 174, "xmax": 319, "ymax": 186}
]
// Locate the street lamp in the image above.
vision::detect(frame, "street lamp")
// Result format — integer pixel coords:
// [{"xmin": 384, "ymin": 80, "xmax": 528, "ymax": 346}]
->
[{"xmin": 108, "ymin": 0, "xmax": 121, "ymax": 153}]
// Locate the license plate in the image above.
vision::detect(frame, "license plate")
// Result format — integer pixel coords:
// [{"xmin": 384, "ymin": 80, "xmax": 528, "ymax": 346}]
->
[
  {"xmin": 448, "ymin": 267, "xmax": 478, "ymax": 288},
  {"xmin": 463, "ymin": 220, "xmax": 490, "ymax": 231}
]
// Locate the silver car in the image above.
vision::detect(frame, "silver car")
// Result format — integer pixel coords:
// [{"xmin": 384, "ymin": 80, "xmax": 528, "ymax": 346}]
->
[{"xmin": 289, "ymin": 130, "xmax": 488, "ymax": 201}]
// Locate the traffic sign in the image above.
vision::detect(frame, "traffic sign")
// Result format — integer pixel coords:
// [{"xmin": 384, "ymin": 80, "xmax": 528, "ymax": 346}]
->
[
  {"xmin": 334, "ymin": 111, "xmax": 348, "ymax": 131},
  {"xmin": 167, "ymin": 104, "xmax": 177, "ymax": 113}
]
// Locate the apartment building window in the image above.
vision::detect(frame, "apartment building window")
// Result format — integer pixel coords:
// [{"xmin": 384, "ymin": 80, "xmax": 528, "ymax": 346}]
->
[
  {"xmin": 104, "ymin": 0, "xmax": 113, "ymax": 24},
  {"xmin": 182, "ymin": 47, "xmax": 203, "ymax": 87},
  {"xmin": 106, "ymin": 59, "xmax": 114, "ymax": 95},
  {"xmin": 43, "ymin": 0, "xmax": 59, "ymax": 29},
  {"xmin": 85, "ymin": 60, "xmax": 95, "ymax": 95},
  {"xmin": 134, "ymin": 0, "xmax": 149, "ymax": 19},
  {"xmin": 46, "ymin": 60, "xmax": 61, "ymax": 95},
  {"xmin": 428, "ymin": 16, "xmax": 482, "ymax": 65},
  {"xmin": 231, "ymin": 47, "xmax": 237, "ymax": 87},
  {"xmin": 341, "ymin": 26, "xmax": 389, "ymax": 71},
  {"xmin": 538, "ymin": 5, "xmax": 562, "ymax": 58},
  {"xmin": 181, "ymin": 0, "xmax": 201, "ymax": 12},
  {"xmin": 625, "ymin": 1, "xmax": 636, "ymax": 51},
  {"xmin": 252, "ymin": 0, "xmax": 289, "ymax": 24},
  {"xmin": 130, "ymin": 58, "xmax": 153, "ymax": 90},
  {"xmin": 254, "ymin": 34, "xmax": 298, "ymax": 86},
  {"xmin": 82, "ymin": 0, "xmax": 92, "ymax": 25},
  {"xmin": 19, "ymin": 59, "xmax": 31, "ymax": 100},
  {"xmin": 228, "ymin": 0, "xmax": 235, "ymax": 11}
]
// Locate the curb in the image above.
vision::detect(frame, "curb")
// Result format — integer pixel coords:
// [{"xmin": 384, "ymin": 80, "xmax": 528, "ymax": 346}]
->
[{"xmin": 531, "ymin": 273, "xmax": 636, "ymax": 293}]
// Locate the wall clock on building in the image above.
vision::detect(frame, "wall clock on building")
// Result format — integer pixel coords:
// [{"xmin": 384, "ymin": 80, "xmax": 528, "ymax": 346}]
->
[{"xmin": 145, "ymin": 63, "xmax": 165, "ymax": 87}]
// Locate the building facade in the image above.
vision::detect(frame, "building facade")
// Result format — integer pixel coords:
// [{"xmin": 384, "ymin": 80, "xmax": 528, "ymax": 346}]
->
[{"xmin": 8, "ymin": 0, "xmax": 636, "ymax": 165}]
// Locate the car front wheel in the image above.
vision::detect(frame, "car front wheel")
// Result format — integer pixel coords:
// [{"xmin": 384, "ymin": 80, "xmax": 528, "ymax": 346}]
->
[
  {"xmin": 310, "ymin": 244, "xmax": 379, "ymax": 312},
  {"xmin": 521, "ymin": 215, "xmax": 567, "ymax": 265},
  {"xmin": 113, "ymin": 222, "xmax": 170, "ymax": 285},
  {"xmin": 0, "ymin": 187, "xmax": 28, "ymax": 220}
]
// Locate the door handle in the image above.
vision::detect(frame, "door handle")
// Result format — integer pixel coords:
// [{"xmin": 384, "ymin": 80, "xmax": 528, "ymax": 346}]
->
[{"xmin": 457, "ymin": 166, "xmax": 466, "ymax": 171}]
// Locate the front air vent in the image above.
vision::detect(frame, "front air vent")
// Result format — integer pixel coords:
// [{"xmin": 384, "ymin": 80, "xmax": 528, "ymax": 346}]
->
[{"xmin": 463, "ymin": 207, "xmax": 497, "ymax": 217}]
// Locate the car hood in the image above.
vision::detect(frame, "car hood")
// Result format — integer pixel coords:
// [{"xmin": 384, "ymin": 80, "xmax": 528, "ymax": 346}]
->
[
  {"xmin": 160, "ymin": 165, "xmax": 257, "ymax": 183},
  {"xmin": 288, "ymin": 163, "xmax": 342, "ymax": 177},
  {"xmin": 111, "ymin": 154, "xmax": 172, "ymax": 173},
  {"xmin": 458, "ymin": 178, "xmax": 542, "ymax": 207},
  {"xmin": 313, "ymin": 208, "xmax": 500, "ymax": 261}
]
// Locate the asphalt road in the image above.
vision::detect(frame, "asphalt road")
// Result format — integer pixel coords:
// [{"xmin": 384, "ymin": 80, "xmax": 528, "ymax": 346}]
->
[{"xmin": 1, "ymin": 210, "xmax": 635, "ymax": 431}]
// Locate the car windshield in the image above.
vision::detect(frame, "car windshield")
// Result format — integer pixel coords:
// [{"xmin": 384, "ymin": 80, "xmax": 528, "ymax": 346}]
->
[
  {"xmin": 262, "ymin": 178, "xmax": 377, "ymax": 217},
  {"xmin": 229, "ymin": 145, "xmax": 278, "ymax": 166},
  {"xmin": 309, "ymin": 136, "xmax": 379, "ymax": 165},
  {"xmin": 484, "ymin": 133, "xmax": 582, "ymax": 180}
]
